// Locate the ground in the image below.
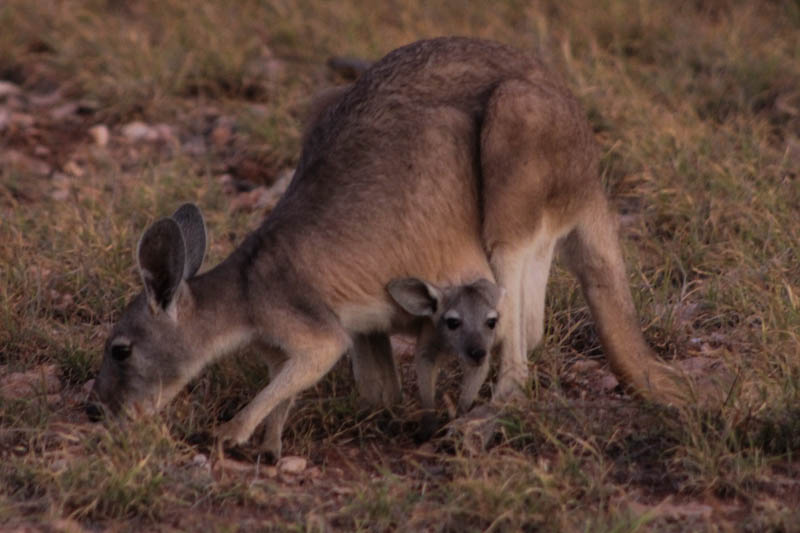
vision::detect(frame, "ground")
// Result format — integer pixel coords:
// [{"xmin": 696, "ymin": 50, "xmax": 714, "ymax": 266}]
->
[{"xmin": 1, "ymin": 1, "xmax": 799, "ymax": 531}]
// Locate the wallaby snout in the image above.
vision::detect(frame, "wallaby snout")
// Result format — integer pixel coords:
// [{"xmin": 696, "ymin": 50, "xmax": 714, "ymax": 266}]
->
[{"xmin": 84, "ymin": 399, "xmax": 103, "ymax": 422}]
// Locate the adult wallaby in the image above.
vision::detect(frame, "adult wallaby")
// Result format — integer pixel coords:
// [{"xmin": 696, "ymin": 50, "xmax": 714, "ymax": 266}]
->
[
  {"xmin": 88, "ymin": 37, "xmax": 688, "ymax": 459},
  {"xmin": 387, "ymin": 277, "xmax": 503, "ymax": 440}
]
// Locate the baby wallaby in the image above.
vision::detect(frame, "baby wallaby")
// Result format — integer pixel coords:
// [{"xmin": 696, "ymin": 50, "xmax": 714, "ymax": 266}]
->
[{"xmin": 387, "ymin": 277, "xmax": 503, "ymax": 440}]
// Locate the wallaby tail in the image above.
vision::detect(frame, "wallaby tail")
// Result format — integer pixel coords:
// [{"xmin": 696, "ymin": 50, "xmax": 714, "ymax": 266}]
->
[{"xmin": 562, "ymin": 193, "xmax": 692, "ymax": 406}]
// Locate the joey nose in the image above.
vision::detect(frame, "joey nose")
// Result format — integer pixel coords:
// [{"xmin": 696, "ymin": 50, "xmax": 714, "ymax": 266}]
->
[
  {"xmin": 468, "ymin": 347, "xmax": 487, "ymax": 363},
  {"xmin": 85, "ymin": 402, "xmax": 103, "ymax": 422}
]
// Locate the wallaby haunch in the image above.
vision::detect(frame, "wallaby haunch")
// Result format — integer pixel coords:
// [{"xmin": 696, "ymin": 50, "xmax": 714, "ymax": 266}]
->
[
  {"xmin": 88, "ymin": 37, "xmax": 688, "ymax": 459},
  {"xmin": 387, "ymin": 277, "xmax": 503, "ymax": 440}
]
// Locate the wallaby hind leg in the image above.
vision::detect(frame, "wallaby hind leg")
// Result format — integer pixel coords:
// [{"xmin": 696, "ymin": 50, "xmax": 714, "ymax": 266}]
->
[
  {"xmin": 522, "ymin": 236, "xmax": 558, "ymax": 353},
  {"xmin": 561, "ymin": 193, "xmax": 689, "ymax": 404},
  {"xmin": 350, "ymin": 332, "xmax": 402, "ymax": 408},
  {"xmin": 480, "ymin": 78, "xmax": 585, "ymax": 402},
  {"xmin": 217, "ymin": 325, "xmax": 350, "ymax": 447},
  {"xmin": 486, "ymin": 246, "xmax": 529, "ymax": 401},
  {"xmin": 486, "ymin": 231, "xmax": 558, "ymax": 402}
]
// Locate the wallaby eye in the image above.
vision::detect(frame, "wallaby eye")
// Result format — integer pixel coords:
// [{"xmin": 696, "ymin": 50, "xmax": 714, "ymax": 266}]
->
[
  {"xmin": 486, "ymin": 317, "xmax": 498, "ymax": 330},
  {"xmin": 110, "ymin": 340, "xmax": 132, "ymax": 362},
  {"xmin": 445, "ymin": 317, "xmax": 462, "ymax": 330}
]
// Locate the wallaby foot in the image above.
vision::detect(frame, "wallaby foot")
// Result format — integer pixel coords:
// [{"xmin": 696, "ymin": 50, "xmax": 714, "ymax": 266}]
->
[
  {"xmin": 445, "ymin": 404, "xmax": 501, "ymax": 455},
  {"xmin": 253, "ymin": 396, "xmax": 295, "ymax": 463}
]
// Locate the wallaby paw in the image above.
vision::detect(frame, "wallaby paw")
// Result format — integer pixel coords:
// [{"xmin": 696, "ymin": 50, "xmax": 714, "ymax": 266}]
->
[
  {"xmin": 645, "ymin": 358, "xmax": 739, "ymax": 409},
  {"xmin": 257, "ymin": 438, "xmax": 282, "ymax": 465},
  {"xmin": 215, "ymin": 417, "xmax": 251, "ymax": 447},
  {"xmin": 678, "ymin": 358, "xmax": 740, "ymax": 409}
]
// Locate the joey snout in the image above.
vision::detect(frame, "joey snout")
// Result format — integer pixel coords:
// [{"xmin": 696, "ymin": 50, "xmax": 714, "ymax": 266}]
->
[{"xmin": 466, "ymin": 346, "xmax": 488, "ymax": 364}]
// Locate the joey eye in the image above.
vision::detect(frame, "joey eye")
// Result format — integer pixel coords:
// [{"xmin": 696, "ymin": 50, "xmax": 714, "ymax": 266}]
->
[
  {"xmin": 445, "ymin": 317, "xmax": 462, "ymax": 330},
  {"xmin": 110, "ymin": 341, "xmax": 132, "ymax": 361},
  {"xmin": 486, "ymin": 317, "xmax": 498, "ymax": 330}
]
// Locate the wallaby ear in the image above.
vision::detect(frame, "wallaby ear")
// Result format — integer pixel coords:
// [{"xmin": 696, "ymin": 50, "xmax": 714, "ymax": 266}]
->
[
  {"xmin": 387, "ymin": 278, "xmax": 442, "ymax": 317},
  {"xmin": 470, "ymin": 278, "xmax": 504, "ymax": 308},
  {"xmin": 137, "ymin": 218, "xmax": 186, "ymax": 311},
  {"xmin": 171, "ymin": 203, "xmax": 206, "ymax": 279}
]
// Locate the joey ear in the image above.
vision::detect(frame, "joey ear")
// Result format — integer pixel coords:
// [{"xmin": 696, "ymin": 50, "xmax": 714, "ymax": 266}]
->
[
  {"xmin": 137, "ymin": 218, "xmax": 186, "ymax": 311},
  {"xmin": 387, "ymin": 278, "xmax": 442, "ymax": 317},
  {"xmin": 171, "ymin": 203, "xmax": 207, "ymax": 279},
  {"xmin": 470, "ymin": 278, "xmax": 505, "ymax": 308}
]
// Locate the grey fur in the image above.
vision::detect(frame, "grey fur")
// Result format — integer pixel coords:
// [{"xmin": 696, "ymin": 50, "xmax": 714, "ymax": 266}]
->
[{"xmin": 89, "ymin": 37, "xmax": 690, "ymax": 460}]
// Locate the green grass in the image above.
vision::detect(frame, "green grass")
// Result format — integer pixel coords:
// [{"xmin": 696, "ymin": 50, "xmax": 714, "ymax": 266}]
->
[{"xmin": 1, "ymin": 0, "xmax": 799, "ymax": 530}]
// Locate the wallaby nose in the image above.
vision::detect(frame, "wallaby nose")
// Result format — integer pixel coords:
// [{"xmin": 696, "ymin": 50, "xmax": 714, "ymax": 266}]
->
[
  {"xmin": 468, "ymin": 347, "xmax": 487, "ymax": 363},
  {"xmin": 85, "ymin": 402, "xmax": 103, "ymax": 422}
]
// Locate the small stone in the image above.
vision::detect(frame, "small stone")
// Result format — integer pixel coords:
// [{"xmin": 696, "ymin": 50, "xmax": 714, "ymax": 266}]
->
[
  {"xmin": 218, "ymin": 174, "xmax": 236, "ymax": 195},
  {"xmin": 230, "ymin": 186, "xmax": 268, "ymax": 212},
  {"xmin": 678, "ymin": 356, "xmax": 719, "ymax": 374},
  {"xmin": 260, "ymin": 465, "xmax": 278, "ymax": 478},
  {"xmin": 122, "ymin": 121, "xmax": 159, "ymax": 142},
  {"xmin": 10, "ymin": 112, "xmax": 35, "ymax": 128},
  {"xmin": 0, "ymin": 80, "xmax": 21, "ymax": 99},
  {"xmin": 50, "ymin": 102, "xmax": 78, "ymax": 121},
  {"xmin": 153, "ymin": 124, "xmax": 178, "ymax": 148},
  {"xmin": 217, "ymin": 457, "xmax": 253, "ymax": 474},
  {"xmin": 51, "ymin": 188, "xmax": 70, "ymax": 201},
  {"xmin": 416, "ymin": 442, "xmax": 436, "ymax": 455},
  {"xmin": 211, "ymin": 120, "xmax": 234, "ymax": 148},
  {"xmin": 3, "ymin": 149, "xmax": 50, "ymax": 176},
  {"xmin": 183, "ymin": 135, "xmax": 207, "ymax": 156},
  {"xmin": 600, "ymin": 374, "xmax": 619, "ymax": 392},
  {"xmin": 30, "ymin": 90, "xmax": 62, "ymax": 107},
  {"xmin": 63, "ymin": 160, "xmax": 84, "ymax": 177},
  {"xmin": 50, "ymin": 518, "xmax": 87, "ymax": 533},
  {"xmin": 192, "ymin": 453, "xmax": 208, "ymax": 467},
  {"xmin": 34, "ymin": 145, "xmax": 51, "ymax": 157},
  {"xmin": 571, "ymin": 359, "xmax": 601, "ymax": 373},
  {"xmin": 51, "ymin": 173, "xmax": 72, "ymax": 201},
  {"xmin": 89, "ymin": 124, "xmax": 109, "ymax": 146},
  {"xmin": 277, "ymin": 455, "xmax": 307, "ymax": 474}
]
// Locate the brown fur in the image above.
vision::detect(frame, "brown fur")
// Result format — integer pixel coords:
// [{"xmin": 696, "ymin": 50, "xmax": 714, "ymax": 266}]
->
[{"xmin": 89, "ymin": 37, "xmax": 689, "ymax": 459}]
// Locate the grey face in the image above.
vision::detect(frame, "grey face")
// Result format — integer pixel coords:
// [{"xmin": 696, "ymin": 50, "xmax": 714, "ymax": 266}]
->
[
  {"xmin": 386, "ymin": 277, "xmax": 503, "ymax": 366},
  {"xmin": 86, "ymin": 204, "xmax": 207, "ymax": 422},
  {"xmin": 87, "ymin": 293, "xmax": 192, "ymax": 420},
  {"xmin": 437, "ymin": 287, "xmax": 500, "ymax": 366}
]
